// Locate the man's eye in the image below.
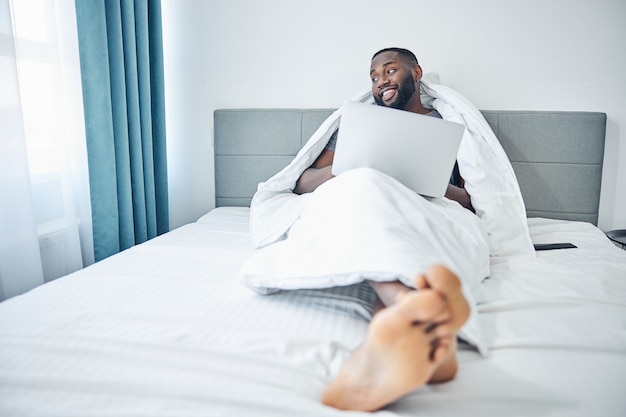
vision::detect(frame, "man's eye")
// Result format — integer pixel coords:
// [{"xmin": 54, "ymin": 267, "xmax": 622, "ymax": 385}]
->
[
  {"xmin": 371, "ymin": 77, "xmax": 379, "ymax": 83},
  {"xmin": 387, "ymin": 68, "xmax": 396, "ymax": 75}
]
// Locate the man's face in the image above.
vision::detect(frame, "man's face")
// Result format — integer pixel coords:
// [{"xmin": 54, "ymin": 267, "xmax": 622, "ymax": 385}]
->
[{"xmin": 370, "ymin": 52, "xmax": 417, "ymax": 110}]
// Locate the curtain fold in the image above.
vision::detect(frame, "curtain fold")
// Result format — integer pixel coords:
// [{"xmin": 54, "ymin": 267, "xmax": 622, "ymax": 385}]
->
[
  {"xmin": 75, "ymin": 0, "xmax": 168, "ymax": 261},
  {"xmin": 0, "ymin": 16, "xmax": 45, "ymax": 298},
  {"xmin": 1, "ymin": 0, "xmax": 93, "ymax": 301}
]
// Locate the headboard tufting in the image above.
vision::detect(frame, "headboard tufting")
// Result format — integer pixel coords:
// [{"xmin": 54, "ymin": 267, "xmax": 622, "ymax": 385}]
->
[{"xmin": 214, "ymin": 109, "xmax": 606, "ymax": 225}]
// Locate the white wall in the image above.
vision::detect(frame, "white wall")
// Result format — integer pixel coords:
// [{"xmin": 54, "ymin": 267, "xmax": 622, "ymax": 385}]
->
[{"xmin": 162, "ymin": 0, "xmax": 626, "ymax": 232}]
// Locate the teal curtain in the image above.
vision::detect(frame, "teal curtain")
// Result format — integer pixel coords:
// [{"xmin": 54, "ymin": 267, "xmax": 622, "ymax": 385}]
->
[{"xmin": 75, "ymin": 0, "xmax": 168, "ymax": 261}]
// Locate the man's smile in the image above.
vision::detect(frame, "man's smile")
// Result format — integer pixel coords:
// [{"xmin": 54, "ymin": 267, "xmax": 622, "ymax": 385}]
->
[{"xmin": 380, "ymin": 87, "xmax": 397, "ymax": 103}]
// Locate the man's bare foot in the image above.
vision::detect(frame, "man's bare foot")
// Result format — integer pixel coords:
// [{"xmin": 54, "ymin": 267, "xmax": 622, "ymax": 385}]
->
[
  {"xmin": 321, "ymin": 265, "xmax": 470, "ymax": 411},
  {"xmin": 415, "ymin": 264, "xmax": 470, "ymax": 384}
]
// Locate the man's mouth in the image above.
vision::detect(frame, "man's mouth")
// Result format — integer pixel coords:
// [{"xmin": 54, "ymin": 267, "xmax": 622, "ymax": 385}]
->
[{"xmin": 381, "ymin": 88, "xmax": 397, "ymax": 102}]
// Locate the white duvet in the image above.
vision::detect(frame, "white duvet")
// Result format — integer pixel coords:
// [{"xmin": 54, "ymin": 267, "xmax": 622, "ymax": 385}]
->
[
  {"xmin": 242, "ymin": 79, "xmax": 536, "ymax": 353},
  {"xmin": 248, "ymin": 79, "xmax": 534, "ymax": 258},
  {"xmin": 242, "ymin": 168, "xmax": 490, "ymax": 353}
]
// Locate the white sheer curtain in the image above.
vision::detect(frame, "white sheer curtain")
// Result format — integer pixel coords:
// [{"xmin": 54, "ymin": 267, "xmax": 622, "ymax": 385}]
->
[{"xmin": 0, "ymin": 0, "xmax": 93, "ymax": 301}]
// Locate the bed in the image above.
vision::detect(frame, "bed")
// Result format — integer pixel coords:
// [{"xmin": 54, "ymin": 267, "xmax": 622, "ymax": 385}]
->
[{"xmin": 1, "ymin": 108, "xmax": 625, "ymax": 416}]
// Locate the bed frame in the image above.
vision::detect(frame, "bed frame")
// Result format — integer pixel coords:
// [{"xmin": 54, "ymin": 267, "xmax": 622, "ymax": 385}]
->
[{"xmin": 214, "ymin": 109, "xmax": 606, "ymax": 225}]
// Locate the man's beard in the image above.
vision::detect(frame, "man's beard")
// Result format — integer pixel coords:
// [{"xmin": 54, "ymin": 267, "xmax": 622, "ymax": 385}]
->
[{"xmin": 373, "ymin": 73, "xmax": 416, "ymax": 110}]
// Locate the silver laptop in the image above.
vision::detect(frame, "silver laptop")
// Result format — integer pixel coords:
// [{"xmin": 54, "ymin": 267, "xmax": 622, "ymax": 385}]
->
[{"xmin": 331, "ymin": 100, "xmax": 464, "ymax": 198}]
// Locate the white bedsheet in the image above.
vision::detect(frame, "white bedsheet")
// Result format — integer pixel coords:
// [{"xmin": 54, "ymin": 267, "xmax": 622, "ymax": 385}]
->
[{"xmin": 1, "ymin": 207, "xmax": 625, "ymax": 416}]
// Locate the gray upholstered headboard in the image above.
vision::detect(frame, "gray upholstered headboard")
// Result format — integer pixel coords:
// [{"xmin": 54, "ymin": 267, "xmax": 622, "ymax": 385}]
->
[{"xmin": 214, "ymin": 109, "xmax": 606, "ymax": 225}]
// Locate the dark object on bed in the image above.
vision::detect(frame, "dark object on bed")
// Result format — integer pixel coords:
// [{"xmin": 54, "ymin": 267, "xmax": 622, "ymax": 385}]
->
[
  {"xmin": 533, "ymin": 242, "xmax": 577, "ymax": 250},
  {"xmin": 606, "ymin": 229, "xmax": 626, "ymax": 249}
]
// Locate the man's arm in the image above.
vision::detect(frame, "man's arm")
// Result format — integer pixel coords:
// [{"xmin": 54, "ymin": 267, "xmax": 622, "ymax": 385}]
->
[
  {"xmin": 295, "ymin": 146, "xmax": 475, "ymax": 212},
  {"xmin": 445, "ymin": 184, "xmax": 474, "ymax": 212},
  {"xmin": 294, "ymin": 149, "xmax": 335, "ymax": 194}
]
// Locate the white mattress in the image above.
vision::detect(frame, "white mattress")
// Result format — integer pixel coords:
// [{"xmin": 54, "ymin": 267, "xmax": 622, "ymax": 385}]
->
[{"xmin": 1, "ymin": 207, "xmax": 625, "ymax": 416}]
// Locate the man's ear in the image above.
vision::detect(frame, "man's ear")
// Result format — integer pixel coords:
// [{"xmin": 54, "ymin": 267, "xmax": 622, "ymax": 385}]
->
[{"xmin": 413, "ymin": 64, "xmax": 423, "ymax": 82}]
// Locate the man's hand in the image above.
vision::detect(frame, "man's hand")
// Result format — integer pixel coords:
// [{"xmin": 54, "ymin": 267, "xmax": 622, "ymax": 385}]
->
[
  {"xmin": 444, "ymin": 184, "xmax": 474, "ymax": 212},
  {"xmin": 294, "ymin": 149, "xmax": 335, "ymax": 194},
  {"xmin": 294, "ymin": 165, "xmax": 334, "ymax": 194}
]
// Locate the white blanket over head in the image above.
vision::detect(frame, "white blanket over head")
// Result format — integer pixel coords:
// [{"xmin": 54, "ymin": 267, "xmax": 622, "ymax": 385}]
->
[
  {"xmin": 242, "ymin": 78, "xmax": 534, "ymax": 354},
  {"xmin": 249, "ymin": 78, "xmax": 533, "ymax": 258}
]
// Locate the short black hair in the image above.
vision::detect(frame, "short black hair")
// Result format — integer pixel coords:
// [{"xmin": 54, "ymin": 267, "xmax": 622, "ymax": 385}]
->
[{"xmin": 371, "ymin": 47, "xmax": 419, "ymax": 66}]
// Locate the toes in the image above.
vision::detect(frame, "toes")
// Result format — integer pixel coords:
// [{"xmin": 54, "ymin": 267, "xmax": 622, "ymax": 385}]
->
[
  {"xmin": 398, "ymin": 290, "xmax": 450, "ymax": 324},
  {"xmin": 430, "ymin": 337, "xmax": 452, "ymax": 363},
  {"xmin": 413, "ymin": 273, "xmax": 430, "ymax": 290},
  {"xmin": 411, "ymin": 265, "xmax": 463, "ymax": 301},
  {"xmin": 432, "ymin": 323, "xmax": 454, "ymax": 338},
  {"xmin": 418, "ymin": 264, "xmax": 470, "ymax": 330},
  {"xmin": 426, "ymin": 264, "xmax": 462, "ymax": 295}
]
